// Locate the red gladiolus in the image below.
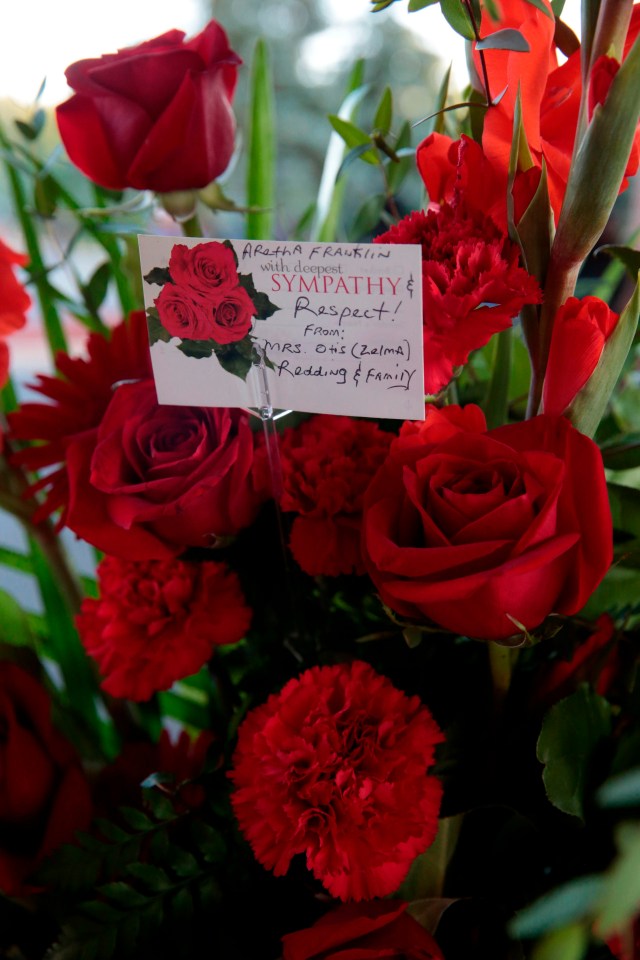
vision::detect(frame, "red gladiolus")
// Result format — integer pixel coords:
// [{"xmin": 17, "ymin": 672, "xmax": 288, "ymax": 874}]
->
[
  {"xmin": 589, "ymin": 55, "xmax": 640, "ymax": 190},
  {"xmin": 375, "ymin": 205, "xmax": 541, "ymax": 395},
  {"xmin": 282, "ymin": 901, "xmax": 444, "ymax": 960},
  {"xmin": 278, "ymin": 415, "xmax": 393, "ymax": 576},
  {"xmin": 230, "ymin": 661, "xmax": 444, "ymax": 902},
  {"xmin": 77, "ymin": 555, "xmax": 251, "ymax": 700},
  {"xmin": 0, "ymin": 239, "xmax": 31, "ymax": 392},
  {"xmin": 542, "ymin": 296, "xmax": 619, "ymax": 416},
  {"xmin": 56, "ymin": 22, "xmax": 241, "ymax": 192},
  {"xmin": 362, "ymin": 405, "xmax": 612, "ymax": 641}
]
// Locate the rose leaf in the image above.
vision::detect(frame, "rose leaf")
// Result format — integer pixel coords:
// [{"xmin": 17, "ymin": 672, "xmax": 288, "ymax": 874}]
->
[{"xmin": 177, "ymin": 339, "xmax": 215, "ymax": 359}]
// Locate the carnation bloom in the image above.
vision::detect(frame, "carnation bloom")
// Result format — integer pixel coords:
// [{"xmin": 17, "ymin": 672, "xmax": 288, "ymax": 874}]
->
[
  {"xmin": 8, "ymin": 312, "xmax": 151, "ymax": 522},
  {"xmin": 542, "ymin": 296, "xmax": 619, "ymax": 415},
  {"xmin": 278, "ymin": 415, "xmax": 393, "ymax": 576},
  {"xmin": 77, "ymin": 555, "xmax": 251, "ymax": 700},
  {"xmin": 375, "ymin": 206, "xmax": 541, "ymax": 395},
  {"xmin": 230, "ymin": 660, "xmax": 444, "ymax": 902}
]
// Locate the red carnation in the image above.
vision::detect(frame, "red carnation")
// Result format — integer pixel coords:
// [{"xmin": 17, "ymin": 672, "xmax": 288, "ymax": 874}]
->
[
  {"xmin": 375, "ymin": 206, "xmax": 541, "ymax": 395},
  {"xmin": 282, "ymin": 900, "xmax": 444, "ymax": 960},
  {"xmin": 279, "ymin": 415, "xmax": 393, "ymax": 576},
  {"xmin": 230, "ymin": 660, "xmax": 444, "ymax": 902},
  {"xmin": 8, "ymin": 312, "xmax": 151, "ymax": 522},
  {"xmin": 77, "ymin": 555, "xmax": 251, "ymax": 700}
]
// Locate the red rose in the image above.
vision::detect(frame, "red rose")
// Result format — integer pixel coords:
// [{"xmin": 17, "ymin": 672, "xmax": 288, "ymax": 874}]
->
[
  {"xmin": 210, "ymin": 286, "xmax": 255, "ymax": 344},
  {"xmin": 278, "ymin": 415, "xmax": 393, "ymax": 576},
  {"xmin": 65, "ymin": 379, "xmax": 266, "ymax": 559},
  {"xmin": 282, "ymin": 901, "xmax": 444, "ymax": 960},
  {"xmin": 230, "ymin": 661, "xmax": 444, "ymax": 902},
  {"xmin": 362, "ymin": 405, "xmax": 612, "ymax": 641},
  {"xmin": 56, "ymin": 21, "xmax": 241, "ymax": 192},
  {"xmin": 0, "ymin": 239, "xmax": 31, "ymax": 390},
  {"xmin": 8, "ymin": 312, "xmax": 151, "ymax": 523},
  {"xmin": 375, "ymin": 207, "xmax": 541, "ymax": 395},
  {"xmin": 155, "ymin": 284, "xmax": 214, "ymax": 340},
  {"xmin": 542, "ymin": 296, "xmax": 619, "ymax": 416},
  {"xmin": 168, "ymin": 241, "xmax": 238, "ymax": 298},
  {"xmin": 77, "ymin": 555, "xmax": 251, "ymax": 700},
  {"xmin": 0, "ymin": 663, "xmax": 92, "ymax": 896}
]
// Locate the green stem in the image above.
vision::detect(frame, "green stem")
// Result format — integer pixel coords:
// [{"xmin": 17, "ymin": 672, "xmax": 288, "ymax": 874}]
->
[
  {"xmin": 180, "ymin": 213, "xmax": 203, "ymax": 238},
  {"xmin": 485, "ymin": 327, "xmax": 513, "ymax": 429},
  {"xmin": 488, "ymin": 642, "xmax": 515, "ymax": 714},
  {"xmin": 89, "ymin": 185, "xmax": 138, "ymax": 316},
  {"xmin": 0, "ymin": 128, "xmax": 67, "ymax": 358}
]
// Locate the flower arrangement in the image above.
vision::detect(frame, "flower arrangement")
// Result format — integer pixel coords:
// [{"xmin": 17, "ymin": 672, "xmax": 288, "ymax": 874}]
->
[{"xmin": 0, "ymin": 3, "xmax": 639, "ymax": 959}]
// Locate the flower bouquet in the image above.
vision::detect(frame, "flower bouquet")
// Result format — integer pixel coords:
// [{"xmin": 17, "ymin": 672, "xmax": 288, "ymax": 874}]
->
[{"xmin": 0, "ymin": 3, "xmax": 639, "ymax": 958}]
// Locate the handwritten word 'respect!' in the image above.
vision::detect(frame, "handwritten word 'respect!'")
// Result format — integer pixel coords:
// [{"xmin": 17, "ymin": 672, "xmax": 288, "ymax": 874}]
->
[{"xmin": 271, "ymin": 275, "xmax": 401, "ymax": 295}]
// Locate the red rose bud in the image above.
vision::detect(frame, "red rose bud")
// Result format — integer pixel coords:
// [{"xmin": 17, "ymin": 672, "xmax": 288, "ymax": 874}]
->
[
  {"xmin": 77, "ymin": 555, "xmax": 251, "ymax": 700},
  {"xmin": 362, "ymin": 405, "xmax": 612, "ymax": 642},
  {"xmin": 56, "ymin": 21, "xmax": 241, "ymax": 192},
  {"xmin": 282, "ymin": 901, "xmax": 444, "ymax": 960},
  {"xmin": 0, "ymin": 663, "xmax": 92, "ymax": 896},
  {"xmin": 542, "ymin": 296, "xmax": 619, "ymax": 416},
  {"xmin": 230, "ymin": 661, "xmax": 444, "ymax": 902}
]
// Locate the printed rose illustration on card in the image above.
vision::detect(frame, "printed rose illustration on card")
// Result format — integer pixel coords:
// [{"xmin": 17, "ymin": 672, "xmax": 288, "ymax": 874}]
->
[{"xmin": 143, "ymin": 239, "xmax": 280, "ymax": 381}]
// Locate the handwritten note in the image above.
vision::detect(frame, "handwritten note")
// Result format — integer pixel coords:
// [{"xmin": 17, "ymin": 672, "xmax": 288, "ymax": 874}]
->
[{"xmin": 139, "ymin": 235, "xmax": 424, "ymax": 420}]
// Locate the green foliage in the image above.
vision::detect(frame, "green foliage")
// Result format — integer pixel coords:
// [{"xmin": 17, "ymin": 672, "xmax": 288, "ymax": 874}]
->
[
  {"xmin": 509, "ymin": 876, "xmax": 604, "ymax": 937},
  {"xmin": 537, "ymin": 686, "xmax": 612, "ymax": 820},
  {"xmin": 146, "ymin": 312, "xmax": 172, "ymax": 346},
  {"xmin": 476, "ymin": 28, "xmax": 531, "ymax": 50},
  {"xmin": 246, "ymin": 39, "xmax": 276, "ymax": 240},
  {"xmin": 39, "ymin": 788, "xmax": 226, "ymax": 960}
]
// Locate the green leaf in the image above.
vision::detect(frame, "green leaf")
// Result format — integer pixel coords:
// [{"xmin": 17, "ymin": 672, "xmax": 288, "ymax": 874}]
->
[
  {"xmin": 477, "ymin": 27, "xmax": 531, "ymax": 50},
  {"xmin": 246, "ymin": 39, "xmax": 275, "ymax": 240},
  {"xmin": 440, "ymin": 0, "xmax": 475, "ymax": 40},
  {"xmin": 596, "ymin": 244, "xmax": 640, "ymax": 280},
  {"xmin": 600, "ymin": 433, "xmax": 640, "ymax": 471},
  {"xmin": 608, "ymin": 482, "xmax": 640, "ymax": 538},
  {"xmin": 531, "ymin": 925, "xmax": 590, "ymax": 960},
  {"xmin": 596, "ymin": 824, "xmax": 640, "ymax": 935},
  {"xmin": 554, "ymin": 34, "xmax": 640, "ymax": 265},
  {"xmin": 213, "ymin": 342, "xmax": 254, "ymax": 381},
  {"xmin": 190, "ymin": 822, "xmax": 226, "ymax": 864},
  {"xmin": 567, "ymin": 276, "xmax": 640, "ymax": 437},
  {"xmin": 348, "ymin": 194, "xmax": 386, "ymax": 240},
  {"xmin": 146, "ymin": 312, "xmax": 171, "ymax": 346},
  {"xmin": 143, "ymin": 266, "xmax": 172, "ymax": 287},
  {"xmin": 537, "ymin": 686, "xmax": 612, "ymax": 820},
  {"xmin": 100, "ymin": 882, "xmax": 147, "ymax": 909},
  {"xmin": 81, "ymin": 262, "xmax": 112, "ymax": 314},
  {"xmin": 143, "ymin": 790, "xmax": 177, "ymax": 821},
  {"xmin": 237, "ymin": 272, "xmax": 280, "ymax": 320},
  {"xmin": 327, "ymin": 116, "xmax": 379, "ymax": 164},
  {"xmin": 34, "ymin": 174, "xmax": 58, "ymax": 217},
  {"xmin": 0, "ymin": 588, "xmax": 35, "ymax": 647},
  {"xmin": 551, "ymin": 0, "xmax": 566, "ymax": 14},
  {"xmin": 373, "ymin": 87, "xmax": 393, "ymax": 136},
  {"xmin": 509, "ymin": 875, "xmax": 604, "ymax": 937},
  {"xmin": 125, "ymin": 862, "xmax": 171, "ymax": 893},
  {"xmin": 523, "ymin": 0, "xmax": 554, "ymax": 18},
  {"xmin": 598, "ymin": 767, "xmax": 640, "ymax": 807},
  {"xmin": 580, "ymin": 564, "xmax": 640, "ymax": 618},
  {"xmin": 409, "ymin": 0, "xmax": 439, "ymax": 8},
  {"xmin": 177, "ymin": 339, "xmax": 215, "ymax": 360},
  {"xmin": 118, "ymin": 808, "xmax": 155, "ymax": 832},
  {"xmin": 311, "ymin": 61, "xmax": 367, "ymax": 241}
]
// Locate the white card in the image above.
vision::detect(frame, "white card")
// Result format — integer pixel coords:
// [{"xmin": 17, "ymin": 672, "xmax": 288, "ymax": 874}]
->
[{"xmin": 138, "ymin": 235, "xmax": 424, "ymax": 420}]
